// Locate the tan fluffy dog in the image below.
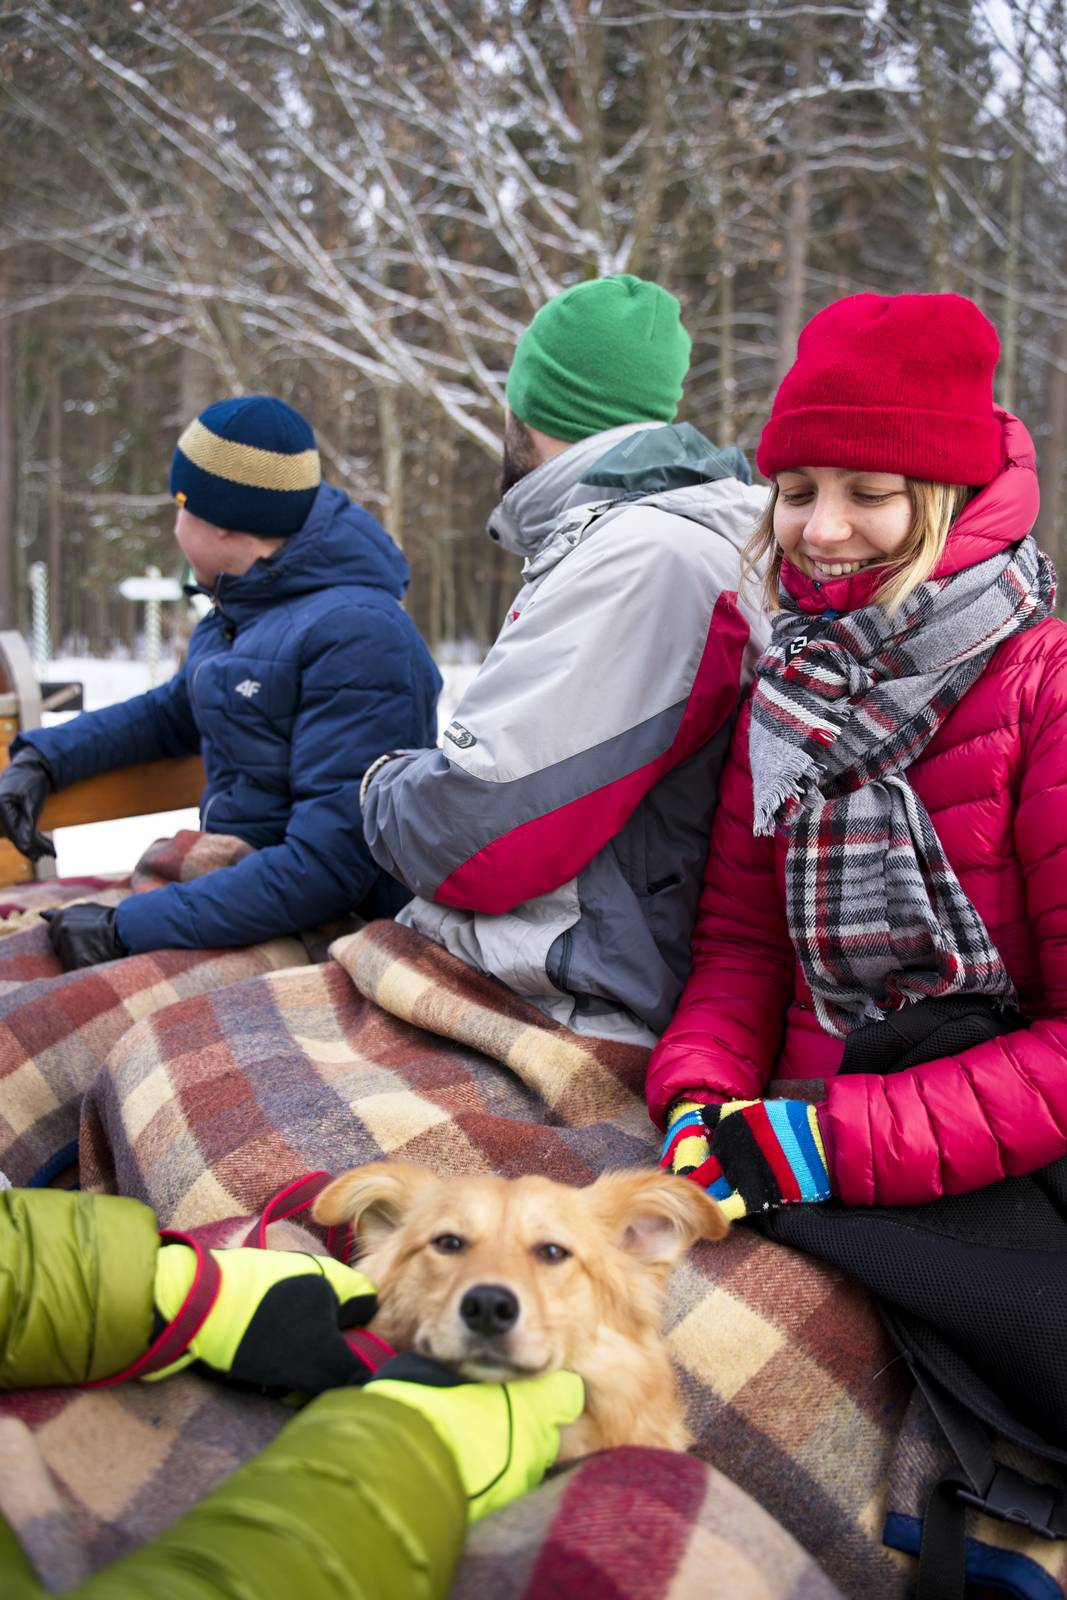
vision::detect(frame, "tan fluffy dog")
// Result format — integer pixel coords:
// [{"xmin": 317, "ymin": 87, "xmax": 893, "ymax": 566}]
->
[{"xmin": 313, "ymin": 1162, "xmax": 726, "ymax": 1459}]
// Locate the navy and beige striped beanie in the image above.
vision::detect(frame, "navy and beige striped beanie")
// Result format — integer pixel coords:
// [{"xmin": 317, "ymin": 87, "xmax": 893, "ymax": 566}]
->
[{"xmin": 170, "ymin": 396, "xmax": 321, "ymax": 537}]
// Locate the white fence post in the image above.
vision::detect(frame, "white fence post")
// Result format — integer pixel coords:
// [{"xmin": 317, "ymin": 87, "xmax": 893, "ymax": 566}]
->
[
  {"xmin": 27, "ymin": 562, "xmax": 49, "ymax": 671},
  {"xmin": 144, "ymin": 566, "xmax": 162, "ymax": 686},
  {"xmin": 118, "ymin": 568, "xmax": 183, "ymax": 686}
]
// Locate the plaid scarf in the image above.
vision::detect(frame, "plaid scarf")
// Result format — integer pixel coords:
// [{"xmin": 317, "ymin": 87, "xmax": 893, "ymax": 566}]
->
[{"xmin": 749, "ymin": 536, "xmax": 1055, "ymax": 1037}]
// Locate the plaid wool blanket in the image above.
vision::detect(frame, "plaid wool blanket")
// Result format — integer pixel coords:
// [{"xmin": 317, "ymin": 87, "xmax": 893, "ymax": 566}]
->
[
  {"xmin": 0, "ymin": 1193, "xmax": 845, "ymax": 1600},
  {"xmin": 75, "ymin": 920, "xmax": 909, "ymax": 1598},
  {"xmin": 4, "ymin": 918, "xmax": 1064, "ymax": 1597},
  {"xmin": 0, "ymin": 830, "xmax": 308, "ymax": 1186},
  {"xmin": 0, "ymin": 1370, "xmax": 841, "ymax": 1600}
]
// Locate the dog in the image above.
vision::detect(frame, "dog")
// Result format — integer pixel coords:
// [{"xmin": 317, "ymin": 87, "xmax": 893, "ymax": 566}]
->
[{"xmin": 313, "ymin": 1162, "xmax": 726, "ymax": 1458}]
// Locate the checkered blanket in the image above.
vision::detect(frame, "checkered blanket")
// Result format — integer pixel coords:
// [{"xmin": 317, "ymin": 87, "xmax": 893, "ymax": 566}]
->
[
  {"xmin": 0, "ymin": 1231, "xmax": 843, "ymax": 1600},
  {"xmin": 5, "ymin": 918, "xmax": 1064, "ymax": 1596},
  {"xmin": 0, "ymin": 1374, "xmax": 841, "ymax": 1600},
  {"xmin": 0, "ymin": 831, "xmax": 308, "ymax": 1186},
  {"xmin": 72, "ymin": 920, "xmax": 904, "ymax": 1597}
]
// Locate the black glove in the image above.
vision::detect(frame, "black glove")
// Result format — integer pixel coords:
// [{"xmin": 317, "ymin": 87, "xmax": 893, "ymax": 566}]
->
[
  {"xmin": 41, "ymin": 902, "xmax": 128, "ymax": 969},
  {"xmin": 0, "ymin": 747, "xmax": 56, "ymax": 861},
  {"xmin": 148, "ymin": 1241, "xmax": 382, "ymax": 1393}
]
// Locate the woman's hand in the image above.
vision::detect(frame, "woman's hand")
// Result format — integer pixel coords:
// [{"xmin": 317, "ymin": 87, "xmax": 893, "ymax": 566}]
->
[
  {"xmin": 663, "ymin": 1097, "xmax": 833, "ymax": 1221},
  {"xmin": 660, "ymin": 1099, "xmax": 715, "ymax": 1177}
]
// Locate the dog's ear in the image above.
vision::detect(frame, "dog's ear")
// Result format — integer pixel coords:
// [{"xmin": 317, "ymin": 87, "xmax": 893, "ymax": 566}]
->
[
  {"xmin": 312, "ymin": 1161, "xmax": 438, "ymax": 1253},
  {"xmin": 592, "ymin": 1168, "xmax": 728, "ymax": 1265}
]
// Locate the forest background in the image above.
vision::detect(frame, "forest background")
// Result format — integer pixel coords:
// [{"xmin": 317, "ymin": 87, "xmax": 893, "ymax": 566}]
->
[{"xmin": 2, "ymin": 0, "xmax": 1066, "ymax": 657}]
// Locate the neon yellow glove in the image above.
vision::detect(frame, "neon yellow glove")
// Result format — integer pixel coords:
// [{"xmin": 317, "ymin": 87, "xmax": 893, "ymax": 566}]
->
[
  {"xmin": 149, "ymin": 1243, "xmax": 380, "ymax": 1392},
  {"xmin": 365, "ymin": 1354, "xmax": 584, "ymax": 1521}
]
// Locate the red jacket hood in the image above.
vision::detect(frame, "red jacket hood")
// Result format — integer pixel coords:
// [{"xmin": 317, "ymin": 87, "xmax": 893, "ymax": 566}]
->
[{"xmin": 779, "ymin": 410, "xmax": 1041, "ymax": 615}]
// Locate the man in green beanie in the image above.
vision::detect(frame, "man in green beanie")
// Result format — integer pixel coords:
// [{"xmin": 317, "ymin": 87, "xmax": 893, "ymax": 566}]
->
[
  {"xmin": 501, "ymin": 273, "xmax": 693, "ymax": 484},
  {"xmin": 363, "ymin": 274, "xmax": 769, "ymax": 1045}
]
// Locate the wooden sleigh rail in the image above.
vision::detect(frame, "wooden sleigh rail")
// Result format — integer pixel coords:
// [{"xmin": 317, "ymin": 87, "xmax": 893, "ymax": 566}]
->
[{"xmin": 0, "ymin": 630, "xmax": 205, "ymax": 890}]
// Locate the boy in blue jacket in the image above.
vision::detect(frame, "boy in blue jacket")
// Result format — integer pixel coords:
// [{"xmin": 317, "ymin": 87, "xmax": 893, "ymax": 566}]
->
[{"xmin": 0, "ymin": 397, "xmax": 441, "ymax": 967}]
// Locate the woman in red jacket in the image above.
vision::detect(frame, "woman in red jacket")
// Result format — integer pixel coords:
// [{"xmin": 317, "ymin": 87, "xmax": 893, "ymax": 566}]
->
[{"xmin": 650, "ymin": 291, "xmax": 1067, "ymax": 1216}]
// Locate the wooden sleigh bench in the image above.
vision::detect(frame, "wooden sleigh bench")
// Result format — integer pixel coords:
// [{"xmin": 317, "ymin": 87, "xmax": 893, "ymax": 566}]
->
[{"xmin": 0, "ymin": 631, "xmax": 205, "ymax": 890}]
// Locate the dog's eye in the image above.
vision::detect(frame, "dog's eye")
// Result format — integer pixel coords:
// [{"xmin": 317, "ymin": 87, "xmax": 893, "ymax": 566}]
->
[
  {"xmin": 533, "ymin": 1242, "xmax": 571, "ymax": 1265},
  {"xmin": 431, "ymin": 1233, "xmax": 467, "ymax": 1253}
]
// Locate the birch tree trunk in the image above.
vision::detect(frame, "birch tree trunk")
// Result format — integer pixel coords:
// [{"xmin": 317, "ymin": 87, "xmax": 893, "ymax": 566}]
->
[
  {"xmin": 378, "ymin": 386, "xmax": 404, "ymax": 552},
  {"xmin": 1036, "ymin": 308, "xmax": 1067, "ymax": 601},
  {"xmin": 46, "ymin": 352, "xmax": 62, "ymax": 654},
  {"xmin": 916, "ymin": 0, "xmax": 952, "ymax": 291},
  {"xmin": 776, "ymin": 30, "xmax": 816, "ymax": 380},
  {"xmin": 626, "ymin": 13, "xmax": 670, "ymax": 276},
  {"xmin": 0, "ymin": 257, "xmax": 16, "ymax": 631}
]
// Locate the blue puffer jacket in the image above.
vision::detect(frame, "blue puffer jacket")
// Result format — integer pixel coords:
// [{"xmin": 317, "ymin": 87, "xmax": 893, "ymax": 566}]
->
[{"xmin": 18, "ymin": 485, "xmax": 442, "ymax": 953}]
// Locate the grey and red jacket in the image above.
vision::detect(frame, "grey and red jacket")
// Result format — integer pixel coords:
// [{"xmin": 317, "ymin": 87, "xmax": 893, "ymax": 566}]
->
[{"xmin": 363, "ymin": 422, "xmax": 769, "ymax": 1043}]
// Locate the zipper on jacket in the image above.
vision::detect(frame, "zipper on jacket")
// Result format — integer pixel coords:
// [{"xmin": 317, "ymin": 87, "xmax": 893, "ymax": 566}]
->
[
  {"xmin": 190, "ymin": 654, "xmax": 210, "ymax": 700},
  {"xmin": 190, "ymin": 602, "xmax": 237, "ymax": 702},
  {"xmin": 200, "ymin": 791, "xmax": 224, "ymax": 830},
  {"xmin": 554, "ymin": 928, "xmax": 573, "ymax": 994},
  {"xmin": 210, "ymin": 587, "xmax": 237, "ymax": 643}
]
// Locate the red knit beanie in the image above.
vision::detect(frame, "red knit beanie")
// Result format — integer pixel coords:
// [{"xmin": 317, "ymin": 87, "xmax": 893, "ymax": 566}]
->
[{"xmin": 756, "ymin": 293, "xmax": 1003, "ymax": 486}]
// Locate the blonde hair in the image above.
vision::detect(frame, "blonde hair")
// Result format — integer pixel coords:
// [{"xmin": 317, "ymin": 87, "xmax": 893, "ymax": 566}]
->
[{"xmin": 741, "ymin": 479, "xmax": 976, "ymax": 615}]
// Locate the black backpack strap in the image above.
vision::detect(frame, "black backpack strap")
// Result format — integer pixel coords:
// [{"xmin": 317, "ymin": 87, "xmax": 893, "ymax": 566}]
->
[
  {"xmin": 910, "ymin": 1366, "xmax": 1067, "ymax": 1600},
  {"xmin": 840, "ymin": 995, "xmax": 1026, "ymax": 1077},
  {"xmin": 884, "ymin": 997, "xmax": 1020, "ymax": 1072}
]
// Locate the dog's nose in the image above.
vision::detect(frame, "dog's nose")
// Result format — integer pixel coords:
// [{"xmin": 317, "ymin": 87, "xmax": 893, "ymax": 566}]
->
[{"xmin": 459, "ymin": 1284, "xmax": 520, "ymax": 1338}]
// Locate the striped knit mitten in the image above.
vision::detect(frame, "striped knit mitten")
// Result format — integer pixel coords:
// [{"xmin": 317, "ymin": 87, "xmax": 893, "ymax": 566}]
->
[
  {"xmin": 661, "ymin": 1100, "xmax": 718, "ymax": 1184},
  {"xmin": 706, "ymin": 1099, "xmax": 833, "ymax": 1220},
  {"xmin": 661, "ymin": 1098, "xmax": 748, "ymax": 1220}
]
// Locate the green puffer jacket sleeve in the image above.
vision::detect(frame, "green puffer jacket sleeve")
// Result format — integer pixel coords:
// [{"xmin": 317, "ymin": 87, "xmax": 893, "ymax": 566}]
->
[
  {"xmin": 0, "ymin": 1188, "xmax": 159, "ymax": 1386},
  {"xmin": 1, "ymin": 1389, "xmax": 466, "ymax": 1600},
  {"xmin": 0, "ymin": 1187, "xmax": 467, "ymax": 1600}
]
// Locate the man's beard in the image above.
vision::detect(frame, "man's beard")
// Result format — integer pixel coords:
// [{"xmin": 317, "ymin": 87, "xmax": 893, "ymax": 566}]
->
[{"xmin": 500, "ymin": 412, "xmax": 541, "ymax": 497}]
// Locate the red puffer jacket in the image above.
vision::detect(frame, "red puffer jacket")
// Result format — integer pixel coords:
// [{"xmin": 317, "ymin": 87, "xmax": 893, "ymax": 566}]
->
[{"xmin": 646, "ymin": 414, "xmax": 1067, "ymax": 1206}]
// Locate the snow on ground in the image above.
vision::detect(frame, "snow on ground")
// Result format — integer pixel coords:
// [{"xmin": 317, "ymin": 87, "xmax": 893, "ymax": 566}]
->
[
  {"xmin": 436, "ymin": 663, "xmax": 478, "ymax": 731},
  {"xmin": 45, "ymin": 654, "xmax": 479, "ymax": 878}
]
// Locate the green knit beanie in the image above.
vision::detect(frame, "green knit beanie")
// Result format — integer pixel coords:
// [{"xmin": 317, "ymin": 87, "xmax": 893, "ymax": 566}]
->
[{"xmin": 505, "ymin": 275, "xmax": 692, "ymax": 442}]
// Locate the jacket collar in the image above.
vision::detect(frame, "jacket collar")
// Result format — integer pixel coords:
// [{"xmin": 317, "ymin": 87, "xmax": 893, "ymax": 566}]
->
[
  {"xmin": 199, "ymin": 482, "xmax": 409, "ymax": 624},
  {"xmin": 485, "ymin": 423, "xmax": 660, "ymax": 560}
]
